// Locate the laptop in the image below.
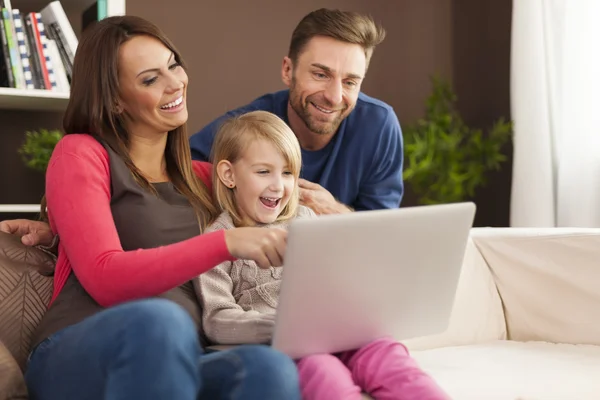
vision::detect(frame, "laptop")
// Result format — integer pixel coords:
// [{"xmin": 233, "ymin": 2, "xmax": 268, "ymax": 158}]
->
[{"xmin": 271, "ymin": 202, "xmax": 476, "ymax": 359}]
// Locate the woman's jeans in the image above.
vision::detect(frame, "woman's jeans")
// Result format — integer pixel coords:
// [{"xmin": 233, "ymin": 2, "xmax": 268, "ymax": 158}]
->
[{"xmin": 24, "ymin": 298, "xmax": 301, "ymax": 400}]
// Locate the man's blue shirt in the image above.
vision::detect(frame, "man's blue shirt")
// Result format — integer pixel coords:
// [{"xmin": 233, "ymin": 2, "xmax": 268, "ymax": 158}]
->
[{"xmin": 189, "ymin": 89, "xmax": 404, "ymax": 210}]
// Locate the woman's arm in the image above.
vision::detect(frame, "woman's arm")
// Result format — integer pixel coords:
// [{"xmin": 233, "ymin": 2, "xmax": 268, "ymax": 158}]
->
[
  {"xmin": 46, "ymin": 135, "xmax": 235, "ymax": 307},
  {"xmin": 0, "ymin": 160, "xmax": 213, "ymax": 253},
  {"xmin": 197, "ymin": 262, "xmax": 275, "ymax": 345}
]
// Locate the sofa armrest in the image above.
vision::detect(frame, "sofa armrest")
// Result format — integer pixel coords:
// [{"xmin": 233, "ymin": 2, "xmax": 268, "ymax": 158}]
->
[
  {"xmin": 471, "ymin": 227, "xmax": 600, "ymax": 345},
  {"xmin": 0, "ymin": 232, "xmax": 54, "ymax": 370},
  {"xmin": 0, "ymin": 232, "xmax": 55, "ymax": 277},
  {"xmin": 403, "ymin": 235, "xmax": 507, "ymax": 351},
  {"xmin": 0, "ymin": 340, "xmax": 27, "ymax": 400}
]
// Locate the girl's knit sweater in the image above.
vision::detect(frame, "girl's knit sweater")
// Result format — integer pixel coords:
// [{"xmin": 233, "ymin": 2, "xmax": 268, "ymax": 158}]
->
[{"xmin": 196, "ymin": 205, "xmax": 316, "ymax": 345}]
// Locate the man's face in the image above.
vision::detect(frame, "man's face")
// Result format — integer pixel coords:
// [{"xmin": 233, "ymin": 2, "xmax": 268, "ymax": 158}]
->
[{"xmin": 282, "ymin": 36, "xmax": 367, "ymax": 135}]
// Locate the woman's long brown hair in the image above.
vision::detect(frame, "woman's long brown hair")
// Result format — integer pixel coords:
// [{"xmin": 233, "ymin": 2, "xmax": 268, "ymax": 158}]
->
[{"xmin": 41, "ymin": 16, "xmax": 218, "ymax": 229}]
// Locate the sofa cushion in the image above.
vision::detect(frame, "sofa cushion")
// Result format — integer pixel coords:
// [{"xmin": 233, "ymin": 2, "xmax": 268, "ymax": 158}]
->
[
  {"xmin": 473, "ymin": 229, "xmax": 600, "ymax": 345},
  {"xmin": 0, "ymin": 339, "xmax": 27, "ymax": 399},
  {"xmin": 412, "ymin": 340, "xmax": 600, "ymax": 399},
  {"xmin": 0, "ymin": 232, "xmax": 54, "ymax": 370}
]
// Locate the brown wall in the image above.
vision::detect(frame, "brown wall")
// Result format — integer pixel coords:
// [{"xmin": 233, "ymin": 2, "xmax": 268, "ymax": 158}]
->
[
  {"xmin": 127, "ymin": 0, "xmax": 453, "ymax": 209},
  {"xmin": 0, "ymin": 0, "xmax": 513, "ymax": 226},
  {"xmin": 128, "ymin": 0, "xmax": 453, "ymax": 133},
  {"xmin": 453, "ymin": 0, "xmax": 513, "ymax": 227}
]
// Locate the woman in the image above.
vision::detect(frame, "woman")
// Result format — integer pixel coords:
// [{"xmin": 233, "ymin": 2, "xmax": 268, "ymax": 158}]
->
[{"xmin": 21, "ymin": 15, "xmax": 300, "ymax": 400}]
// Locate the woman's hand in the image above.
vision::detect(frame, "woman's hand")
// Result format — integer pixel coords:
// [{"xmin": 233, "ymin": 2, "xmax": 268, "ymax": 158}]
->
[
  {"xmin": 0, "ymin": 219, "xmax": 55, "ymax": 247},
  {"xmin": 224, "ymin": 227, "xmax": 288, "ymax": 269}
]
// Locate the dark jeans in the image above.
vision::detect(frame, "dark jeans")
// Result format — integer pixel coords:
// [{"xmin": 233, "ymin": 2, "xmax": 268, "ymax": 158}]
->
[{"xmin": 24, "ymin": 298, "xmax": 301, "ymax": 400}]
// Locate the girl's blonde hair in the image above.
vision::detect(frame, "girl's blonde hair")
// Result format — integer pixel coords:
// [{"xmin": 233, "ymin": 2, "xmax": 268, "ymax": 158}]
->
[{"xmin": 211, "ymin": 110, "xmax": 302, "ymax": 226}]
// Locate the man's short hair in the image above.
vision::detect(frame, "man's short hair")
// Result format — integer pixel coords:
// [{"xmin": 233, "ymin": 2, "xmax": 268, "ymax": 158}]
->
[{"xmin": 288, "ymin": 8, "xmax": 386, "ymax": 69}]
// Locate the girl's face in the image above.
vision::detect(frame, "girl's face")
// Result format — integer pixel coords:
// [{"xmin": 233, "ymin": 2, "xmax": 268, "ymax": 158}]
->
[{"xmin": 218, "ymin": 138, "xmax": 296, "ymax": 225}]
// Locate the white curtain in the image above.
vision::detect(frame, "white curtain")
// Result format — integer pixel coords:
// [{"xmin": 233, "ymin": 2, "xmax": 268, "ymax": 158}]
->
[{"xmin": 510, "ymin": 0, "xmax": 600, "ymax": 227}]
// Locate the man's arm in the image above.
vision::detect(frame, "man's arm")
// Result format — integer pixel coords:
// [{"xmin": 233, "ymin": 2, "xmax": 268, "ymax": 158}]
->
[{"xmin": 353, "ymin": 110, "xmax": 404, "ymax": 211}]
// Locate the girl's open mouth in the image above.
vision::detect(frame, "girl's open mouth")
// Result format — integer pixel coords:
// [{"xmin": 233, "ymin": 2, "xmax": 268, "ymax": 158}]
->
[{"xmin": 260, "ymin": 197, "xmax": 281, "ymax": 209}]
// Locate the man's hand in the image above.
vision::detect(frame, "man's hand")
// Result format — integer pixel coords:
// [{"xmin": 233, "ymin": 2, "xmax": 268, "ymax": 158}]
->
[
  {"xmin": 0, "ymin": 219, "xmax": 54, "ymax": 247},
  {"xmin": 298, "ymin": 179, "xmax": 352, "ymax": 215}
]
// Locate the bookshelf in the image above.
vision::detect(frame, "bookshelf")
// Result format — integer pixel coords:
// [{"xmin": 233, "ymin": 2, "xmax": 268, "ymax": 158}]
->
[
  {"xmin": 0, "ymin": 0, "xmax": 126, "ymax": 111},
  {"xmin": 0, "ymin": 0, "xmax": 126, "ymax": 216}
]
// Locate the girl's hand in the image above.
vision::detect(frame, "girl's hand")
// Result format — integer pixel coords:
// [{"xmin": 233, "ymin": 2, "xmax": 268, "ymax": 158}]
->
[{"xmin": 224, "ymin": 227, "xmax": 287, "ymax": 269}]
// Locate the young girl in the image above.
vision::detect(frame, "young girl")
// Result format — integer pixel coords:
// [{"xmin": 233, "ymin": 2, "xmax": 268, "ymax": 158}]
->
[{"xmin": 197, "ymin": 110, "xmax": 450, "ymax": 400}]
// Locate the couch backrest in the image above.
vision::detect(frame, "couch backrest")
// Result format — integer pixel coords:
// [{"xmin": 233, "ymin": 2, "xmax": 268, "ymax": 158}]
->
[
  {"xmin": 0, "ymin": 232, "xmax": 54, "ymax": 370},
  {"xmin": 403, "ymin": 235, "xmax": 507, "ymax": 351},
  {"xmin": 472, "ymin": 228, "xmax": 600, "ymax": 346}
]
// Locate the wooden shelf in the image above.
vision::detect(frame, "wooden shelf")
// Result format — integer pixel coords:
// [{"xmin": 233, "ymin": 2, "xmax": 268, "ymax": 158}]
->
[
  {"xmin": 0, "ymin": 88, "xmax": 69, "ymax": 111},
  {"xmin": 0, "ymin": 204, "xmax": 41, "ymax": 213}
]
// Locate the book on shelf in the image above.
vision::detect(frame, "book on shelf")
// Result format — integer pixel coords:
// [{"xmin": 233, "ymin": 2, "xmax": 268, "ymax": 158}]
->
[
  {"xmin": 82, "ymin": 0, "xmax": 107, "ymax": 33},
  {"xmin": 0, "ymin": 0, "xmax": 106, "ymax": 95}
]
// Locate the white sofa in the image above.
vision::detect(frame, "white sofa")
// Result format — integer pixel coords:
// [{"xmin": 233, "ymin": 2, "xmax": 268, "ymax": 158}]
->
[{"xmin": 402, "ymin": 228, "xmax": 600, "ymax": 400}]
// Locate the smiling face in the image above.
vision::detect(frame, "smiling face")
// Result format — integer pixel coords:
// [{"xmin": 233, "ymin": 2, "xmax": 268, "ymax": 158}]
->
[
  {"xmin": 282, "ymin": 35, "xmax": 367, "ymax": 136},
  {"xmin": 117, "ymin": 35, "xmax": 188, "ymax": 138},
  {"xmin": 217, "ymin": 137, "xmax": 297, "ymax": 226}
]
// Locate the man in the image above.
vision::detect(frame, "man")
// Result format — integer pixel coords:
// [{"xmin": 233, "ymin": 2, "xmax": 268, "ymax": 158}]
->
[
  {"xmin": 190, "ymin": 8, "xmax": 404, "ymax": 215},
  {"xmin": 0, "ymin": 8, "xmax": 404, "ymax": 245}
]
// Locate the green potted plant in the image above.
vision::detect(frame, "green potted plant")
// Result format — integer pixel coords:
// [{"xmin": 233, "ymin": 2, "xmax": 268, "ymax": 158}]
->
[
  {"xmin": 18, "ymin": 129, "xmax": 64, "ymax": 173},
  {"xmin": 403, "ymin": 76, "xmax": 513, "ymax": 205}
]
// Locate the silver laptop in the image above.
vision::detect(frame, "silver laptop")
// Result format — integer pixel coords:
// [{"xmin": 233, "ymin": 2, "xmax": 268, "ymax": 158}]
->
[{"xmin": 271, "ymin": 202, "xmax": 476, "ymax": 359}]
